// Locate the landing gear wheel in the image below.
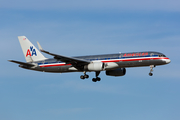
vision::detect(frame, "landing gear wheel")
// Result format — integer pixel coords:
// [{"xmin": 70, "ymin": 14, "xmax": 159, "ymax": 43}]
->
[
  {"xmin": 80, "ymin": 75, "xmax": 85, "ymax": 79},
  {"xmin": 84, "ymin": 74, "xmax": 89, "ymax": 79},
  {"xmin": 149, "ymin": 73, "xmax": 153, "ymax": 76},
  {"xmin": 80, "ymin": 71, "xmax": 89, "ymax": 80},
  {"xmin": 92, "ymin": 78, "xmax": 97, "ymax": 82},
  {"xmin": 148, "ymin": 65, "xmax": 155, "ymax": 76},
  {"xmin": 96, "ymin": 77, "xmax": 101, "ymax": 81},
  {"xmin": 92, "ymin": 71, "xmax": 101, "ymax": 82}
]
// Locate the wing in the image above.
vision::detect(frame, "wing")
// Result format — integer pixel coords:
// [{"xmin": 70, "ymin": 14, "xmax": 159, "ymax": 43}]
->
[
  {"xmin": 37, "ymin": 42, "xmax": 90, "ymax": 65},
  {"xmin": 8, "ymin": 60, "xmax": 35, "ymax": 67}
]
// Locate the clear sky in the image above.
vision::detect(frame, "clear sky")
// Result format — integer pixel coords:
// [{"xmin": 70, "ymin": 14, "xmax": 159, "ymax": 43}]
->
[{"xmin": 0, "ymin": 0, "xmax": 180, "ymax": 120}]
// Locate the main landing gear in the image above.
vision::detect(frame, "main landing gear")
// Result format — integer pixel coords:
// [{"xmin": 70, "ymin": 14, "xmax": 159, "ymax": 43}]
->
[
  {"xmin": 92, "ymin": 71, "xmax": 101, "ymax": 82},
  {"xmin": 149, "ymin": 65, "xmax": 155, "ymax": 76},
  {"xmin": 80, "ymin": 71, "xmax": 101, "ymax": 82},
  {"xmin": 80, "ymin": 71, "xmax": 89, "ymax": 79}
]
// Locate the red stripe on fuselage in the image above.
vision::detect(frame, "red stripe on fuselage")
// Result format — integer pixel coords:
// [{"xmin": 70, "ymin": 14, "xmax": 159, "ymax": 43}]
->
[
  {"xmin": 39, "ymin": 57, "xmax": 169, "ymax": 67},
  {"xmin": 39, "ymin": 63, "xmax": 71, "ymax": 67}
]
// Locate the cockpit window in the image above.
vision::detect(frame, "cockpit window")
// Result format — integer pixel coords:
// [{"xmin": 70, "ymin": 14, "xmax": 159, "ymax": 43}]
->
[{"xmin": 159, "ymin": 55, "xmax": 166, "ymax": 57}]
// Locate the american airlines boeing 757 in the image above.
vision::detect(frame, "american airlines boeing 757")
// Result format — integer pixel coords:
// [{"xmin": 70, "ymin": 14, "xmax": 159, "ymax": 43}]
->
[{"xmin": 9, "ymin": 36, "xmax": 171, "ymax": 82}]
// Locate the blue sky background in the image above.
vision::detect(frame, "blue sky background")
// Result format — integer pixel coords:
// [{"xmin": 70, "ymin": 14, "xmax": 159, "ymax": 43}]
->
[{"xmin": 0, "ymin": 0, "xmax": 180, "ymax": 120}]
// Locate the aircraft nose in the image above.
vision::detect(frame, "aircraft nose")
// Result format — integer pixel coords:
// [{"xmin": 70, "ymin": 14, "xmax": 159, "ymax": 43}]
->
[{"xmin": 166, "ymin": 58, "xmax": 171, "ymax": 64}]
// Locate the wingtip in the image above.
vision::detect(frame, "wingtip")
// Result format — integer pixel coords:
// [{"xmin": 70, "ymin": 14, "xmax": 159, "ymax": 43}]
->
[{"xmin": 37, "ymin": 41, "xmax": 43, "ymax": 51}]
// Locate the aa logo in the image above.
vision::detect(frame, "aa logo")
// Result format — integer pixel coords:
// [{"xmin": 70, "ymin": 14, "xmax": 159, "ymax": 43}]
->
[{"xmin": 26, "ymin": 46, "xmax": 37, "ymax": 57}]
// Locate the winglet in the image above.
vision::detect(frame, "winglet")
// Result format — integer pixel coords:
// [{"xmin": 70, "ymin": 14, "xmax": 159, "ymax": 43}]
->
[{"xmin": 37, "ymin": 41, "xmax": 43, "ymax": 51}]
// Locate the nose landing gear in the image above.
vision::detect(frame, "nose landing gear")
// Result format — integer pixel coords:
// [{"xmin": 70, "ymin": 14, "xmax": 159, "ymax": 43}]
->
[{"xmin": 149, "ymin": 65, "xmax": 155, "ymax": 76}]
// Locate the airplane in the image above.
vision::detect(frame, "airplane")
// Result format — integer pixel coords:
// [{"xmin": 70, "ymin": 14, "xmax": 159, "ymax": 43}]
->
[{"xmin": 9, "ymin": 36, "xmax": 171, "ymax": 82}]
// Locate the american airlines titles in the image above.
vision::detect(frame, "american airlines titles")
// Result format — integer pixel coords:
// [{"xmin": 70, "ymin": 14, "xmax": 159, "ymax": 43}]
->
[{"xmin": 123, "ymin": 52, "xmax": 148, "ymax": 57}]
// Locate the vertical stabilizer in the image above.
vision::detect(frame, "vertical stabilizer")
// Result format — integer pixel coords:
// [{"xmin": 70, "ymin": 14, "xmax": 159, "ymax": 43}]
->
[{"xmin": 18, "ymin": 36, "xmax": 47, "ymax": 62}]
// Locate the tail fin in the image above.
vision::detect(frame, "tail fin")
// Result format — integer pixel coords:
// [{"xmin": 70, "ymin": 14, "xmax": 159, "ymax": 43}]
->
[{"xmin": 18, "ymin": 36, "xmax": 47, "ymax": 62}]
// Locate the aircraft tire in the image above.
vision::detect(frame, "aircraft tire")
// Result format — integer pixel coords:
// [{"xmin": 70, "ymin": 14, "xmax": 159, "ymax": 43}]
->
[
  {"xmin": 92, "ymin": 78, "xmax": 97, "ymax": 82},
  {"xmin": 80, "ymin": 75, "xmax": 85, "ymax": 79},
  {"xmin": 84, "ymin": 75, "xmax": 89, "ymax": 79},
  {"xmin": 96, "ymin": 77, "xmax": 101, "ymax": 81},
  {"xmin": 149, "ymin": 73, "xmax": 153, "ymax": 76}
]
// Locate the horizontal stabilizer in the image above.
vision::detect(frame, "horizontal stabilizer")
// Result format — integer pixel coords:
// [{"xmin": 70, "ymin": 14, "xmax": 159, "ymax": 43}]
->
[{"xmin": 8, "ymin": 60, "xmax": 35, "ymax": 67}]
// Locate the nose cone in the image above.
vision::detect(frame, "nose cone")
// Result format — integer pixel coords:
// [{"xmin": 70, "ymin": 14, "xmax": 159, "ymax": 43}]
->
[{"xmin": 166, "ymin": 58, "xmax": 171, "ymax": 64}]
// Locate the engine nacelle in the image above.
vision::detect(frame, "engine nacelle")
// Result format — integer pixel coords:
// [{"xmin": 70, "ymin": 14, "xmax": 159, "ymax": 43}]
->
[
  {"xmin": 106, "ymin": 68, "xmax": 126, "ymax": 76},
  {"xmin": 84, "ymin": 62, "xmax": 104, "ymax": 71}
]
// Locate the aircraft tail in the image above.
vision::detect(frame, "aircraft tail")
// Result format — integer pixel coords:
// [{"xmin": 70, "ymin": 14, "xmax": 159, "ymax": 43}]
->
[{"xmin": 18, "ymin": 36, "xmax": 47, "ymax": 62}]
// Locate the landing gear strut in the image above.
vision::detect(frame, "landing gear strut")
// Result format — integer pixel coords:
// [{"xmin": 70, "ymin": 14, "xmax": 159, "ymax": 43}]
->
[
  {"xmin": 92, "ymin": 71, "xmax": 101, "ymax": 82},
  {"xmin": 149, "ymin": 65, "xmax": 155, "ymax": 76},
  {"xmin": 80, "ymin": 71, "xmax": 89, "ymax": 80}
]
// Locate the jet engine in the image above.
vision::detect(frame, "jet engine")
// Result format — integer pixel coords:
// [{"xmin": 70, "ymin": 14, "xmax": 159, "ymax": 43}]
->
[
  {"xmin": 84, "ymin": 62, "xmax": 104, "ymax": 71},
  {"xmin": 106, "ymin": 68, "xmax": 126, "ymax": 76}
]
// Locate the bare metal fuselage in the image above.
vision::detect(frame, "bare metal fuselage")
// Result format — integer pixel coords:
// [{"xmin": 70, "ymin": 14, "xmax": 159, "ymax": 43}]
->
[{"xmin": 21, "ymin": 51, "xmax": 170, "ymax": 73}]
